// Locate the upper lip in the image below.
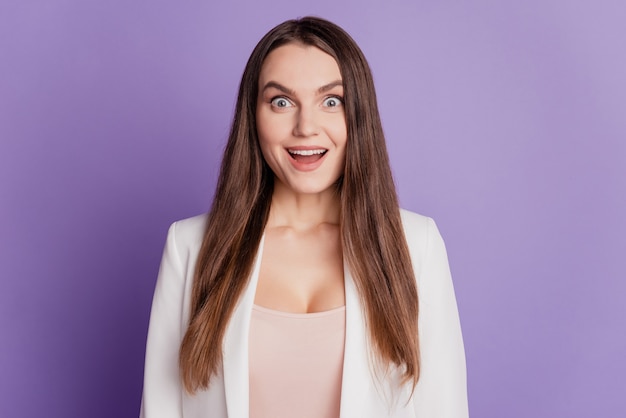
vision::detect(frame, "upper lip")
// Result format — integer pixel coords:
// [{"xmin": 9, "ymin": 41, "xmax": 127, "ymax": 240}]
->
[{"xmin": 286, "ymin": 146, "xmax": 328, "ymax": 155}]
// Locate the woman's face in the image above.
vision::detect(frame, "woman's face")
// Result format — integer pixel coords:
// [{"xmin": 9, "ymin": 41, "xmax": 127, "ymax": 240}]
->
[{"xmin": 256, "ymin": 42, "xmax": 347, "ymax": 196}]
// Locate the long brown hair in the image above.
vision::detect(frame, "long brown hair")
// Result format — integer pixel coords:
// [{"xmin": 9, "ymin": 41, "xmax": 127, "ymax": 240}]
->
[{"xmin": 180, "ymin": 16, "xmax": 419, "ymax": 393}]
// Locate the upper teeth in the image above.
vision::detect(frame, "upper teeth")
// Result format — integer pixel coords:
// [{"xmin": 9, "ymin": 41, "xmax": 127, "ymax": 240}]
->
[{"xmin": 289, "ymin": 149, "xmax": 326, "ymax": 156}]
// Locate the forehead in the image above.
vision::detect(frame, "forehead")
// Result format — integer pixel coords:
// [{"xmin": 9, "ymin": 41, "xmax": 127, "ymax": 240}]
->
[{"xmin": 258, "ymin": 43, "xmax": 342, "ymax": 89}]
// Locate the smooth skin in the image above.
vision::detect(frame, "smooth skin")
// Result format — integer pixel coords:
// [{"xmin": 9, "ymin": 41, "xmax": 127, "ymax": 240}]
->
[{"xmin": 254, "ymin": 43, "xmax": 346, "ymax": 314}]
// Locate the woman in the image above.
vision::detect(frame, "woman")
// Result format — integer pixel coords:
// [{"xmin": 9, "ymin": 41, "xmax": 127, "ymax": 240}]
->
[{"xmin": 141, "ymin": 16, "xmax": 468, "ymax": 418}]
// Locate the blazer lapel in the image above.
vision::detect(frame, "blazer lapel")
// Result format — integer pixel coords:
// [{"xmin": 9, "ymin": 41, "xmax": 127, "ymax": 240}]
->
[
  {"xmin": 339, "ymin": 263, "xmax": 416, "ymax": 418},
  {"xmin": 222, "ymin": 235, "xmax": 266, "ymax": 418},
  {"xmin": 219, "ymin": 238, "xmax": 414, "ymax": 418},
  {"xmin": 339, "ymin": 263, "xmax": 373, "ymax": 417}
]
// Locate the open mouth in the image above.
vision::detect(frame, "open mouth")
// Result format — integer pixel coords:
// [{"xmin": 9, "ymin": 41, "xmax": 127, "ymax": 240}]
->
[{"xmin": 287, "ymin": 148, "xmax": 328, "ymax": 163}]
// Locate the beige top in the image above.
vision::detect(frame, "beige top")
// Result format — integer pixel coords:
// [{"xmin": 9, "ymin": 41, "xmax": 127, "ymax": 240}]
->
[{"xmin": 248, "ymin": 304, "xmax": 346, "ymax": 418}]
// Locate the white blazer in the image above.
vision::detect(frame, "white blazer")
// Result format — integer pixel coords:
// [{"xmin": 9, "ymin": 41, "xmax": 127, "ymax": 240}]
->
[{"xmin": 140, "ymin": 209, "xmax": 468, "ymax": 417}]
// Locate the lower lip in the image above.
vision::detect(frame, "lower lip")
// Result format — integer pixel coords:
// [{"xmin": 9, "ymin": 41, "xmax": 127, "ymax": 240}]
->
[{"xmin": 287, "ymin": 150, "xmax": 327, "ymax": 172}]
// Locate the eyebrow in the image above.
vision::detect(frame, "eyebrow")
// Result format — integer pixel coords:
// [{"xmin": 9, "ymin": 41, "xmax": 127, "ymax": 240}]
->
[
  {"xmin": 318, "ymin": 80, "xmax": 344, "ymax": 93},
  {"xmin": 261, "ymin": 80, "xmax": 344, "ymax": 95}
]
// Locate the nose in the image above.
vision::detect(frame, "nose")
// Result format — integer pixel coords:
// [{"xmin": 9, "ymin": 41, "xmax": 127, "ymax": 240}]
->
[{"xmin": 293, "ymin": 107, "xmax": 319, "ymax": 137}]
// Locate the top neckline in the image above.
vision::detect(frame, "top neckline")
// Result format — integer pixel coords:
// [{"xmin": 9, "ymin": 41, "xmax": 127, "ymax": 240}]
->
[{"xmin": 252, "ymin": 304, "xmax": 346, "ymax": 319}]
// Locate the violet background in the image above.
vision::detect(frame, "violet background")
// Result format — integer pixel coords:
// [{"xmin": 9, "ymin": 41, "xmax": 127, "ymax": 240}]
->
[{"xmin": 1, "ymin": 0, "xmax": 624, "ymax": 417}]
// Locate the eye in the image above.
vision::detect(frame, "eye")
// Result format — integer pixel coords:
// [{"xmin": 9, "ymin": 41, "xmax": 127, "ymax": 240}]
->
[
  {"xmin": 322, "ymin": 96, "xmax": 343, "ymax": 108},
  {"xmin": 270, "ymin": 97, "xmax": 293, "ymax": 108}
]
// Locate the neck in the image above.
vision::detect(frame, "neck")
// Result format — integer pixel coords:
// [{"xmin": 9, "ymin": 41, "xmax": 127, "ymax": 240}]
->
[{"xmin": 267, "ymin": 180, "xmax": 340, "ymax": 230}]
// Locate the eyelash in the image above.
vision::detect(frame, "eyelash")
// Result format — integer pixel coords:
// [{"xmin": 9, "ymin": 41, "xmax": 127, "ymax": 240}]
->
[
  {"xmin": 269, "ymin": 95, "xmax": 344, "ymax": 108},
  {"xmin": 270, "ymin": 96, "xmax": 292, "ymax": 108},
  {"xmin": 323, "ymin": 95, "xmax": 343, "ymax": 107}
]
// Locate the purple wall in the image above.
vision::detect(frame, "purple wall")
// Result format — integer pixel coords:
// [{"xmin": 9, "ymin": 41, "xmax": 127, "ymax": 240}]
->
[{"xmin": 1, "ymin": 1, "xmax": 624, "ymax": 417}]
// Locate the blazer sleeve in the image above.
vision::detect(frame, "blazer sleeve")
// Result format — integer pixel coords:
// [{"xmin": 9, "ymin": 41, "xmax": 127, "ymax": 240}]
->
[
  {"xmin": 412, "ymin": 218, "xmax": 469, "ymax": 417},
  {"xmin": 140, "ymin": 222, "xmax": 186, "ymax": 418}
]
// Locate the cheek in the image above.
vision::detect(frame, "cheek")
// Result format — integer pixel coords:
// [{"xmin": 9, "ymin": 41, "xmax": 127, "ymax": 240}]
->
[
  {"xmin": 330, "ymin": 118, "xmax": 348, "ymax": 148},
  {"xmin": 257, "ymin": 133, "xmax": 277, "ymax": 167},
  {"xmin": 256, "ymin": 112, "xmax": 291, "ymax": 147},
  {"xmin": 334, "ymin": 121, "xmax": 348, "ymax": 171},
  {"xmin": 256, "ymin": 123, "xmax": 277, "ymax": 164},
  {"xmin": 256, "ymin": 125, "xmax": 284, "ymax": 175}
]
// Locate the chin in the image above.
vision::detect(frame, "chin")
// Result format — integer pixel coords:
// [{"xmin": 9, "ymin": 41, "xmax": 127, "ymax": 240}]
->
[
  {"xmin": 283, "ymin": 178, "xmax": 340, "ymax": 196},
  {"xmin": 292, "ymin": 185, "xmax": 337, "ymax": 196}
]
